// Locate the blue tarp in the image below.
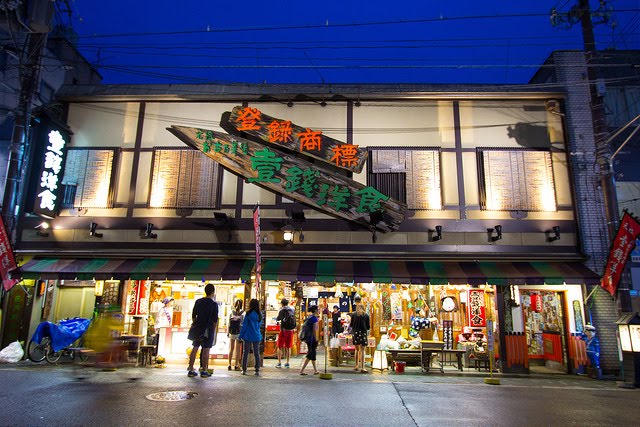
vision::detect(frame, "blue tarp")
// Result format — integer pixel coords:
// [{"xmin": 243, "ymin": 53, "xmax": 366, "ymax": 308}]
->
[{"xmin": 31, "ymin": 318, "xmax": 92, "ymax": 352}]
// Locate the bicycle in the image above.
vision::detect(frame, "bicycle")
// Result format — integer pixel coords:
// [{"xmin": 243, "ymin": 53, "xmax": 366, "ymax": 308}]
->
[{"xmin": 27, "ymin": 337, "xmax": 90, "ymax": 363}]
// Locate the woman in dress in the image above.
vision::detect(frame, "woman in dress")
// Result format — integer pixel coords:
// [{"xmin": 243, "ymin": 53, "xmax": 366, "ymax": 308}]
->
[
  {"xmin": 350, "ymin": 303, "xmax": 370, "ymax": 373},
  {"xmin": 238, "ymin": 298, "xmax": 262, "ymax": 376}
]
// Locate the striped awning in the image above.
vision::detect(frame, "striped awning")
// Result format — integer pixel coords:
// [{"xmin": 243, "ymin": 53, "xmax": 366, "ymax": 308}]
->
[
  {"xmin": 261, "ymin": 260, "xmax": 600, "ymax": 285},
  {"xmin": 16, "ymin": 258, "xmax": 254, "ymax": 281}
]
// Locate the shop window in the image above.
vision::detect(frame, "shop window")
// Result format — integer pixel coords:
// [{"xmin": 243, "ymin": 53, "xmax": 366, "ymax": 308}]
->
[
  {"xmin": 149, "ymin": 148, "xmax": 222, "ymax": 209},
  {"xmin": 477, "ymin": 147, "xmax": 557, "ymax": 212},
  {"xmin": 367, "ymin": 147, "xmax": 442, "ymax": 210},
  {"xmin": 61, "ymin": 148, "xmax": 116, "ymax": 208}
]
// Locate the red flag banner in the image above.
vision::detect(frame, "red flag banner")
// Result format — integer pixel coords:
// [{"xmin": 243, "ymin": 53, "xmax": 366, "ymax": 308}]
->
[
  {"xmin": 601, "ymin": 211, "xmax": 640, "ymax": 296},
  {"xmin": 253, "ymin": 206, "xmax": 261, "ymax": 294},
  {"xmin": 0, "ymin": 217, "xmax": 19, "ymax": 291}
]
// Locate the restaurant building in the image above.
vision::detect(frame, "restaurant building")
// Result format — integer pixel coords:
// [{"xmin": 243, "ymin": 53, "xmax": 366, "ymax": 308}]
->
[{"xmin": 5, "ymin": 82, "xmax": 615, "ymax": 374}]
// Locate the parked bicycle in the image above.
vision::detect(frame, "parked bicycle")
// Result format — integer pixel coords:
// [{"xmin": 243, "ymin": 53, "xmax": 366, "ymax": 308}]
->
[{"xmin": 27, "ymin": 318, "xmax": 92, "ymax": 364}]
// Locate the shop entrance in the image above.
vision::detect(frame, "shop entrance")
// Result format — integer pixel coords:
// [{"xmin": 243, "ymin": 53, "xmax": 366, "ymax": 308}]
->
[{"xmin": 521, "ymin": 290, "xmax": 567, "ymax": 373}]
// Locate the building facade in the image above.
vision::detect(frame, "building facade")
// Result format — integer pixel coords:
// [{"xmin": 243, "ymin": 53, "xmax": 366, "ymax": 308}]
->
[{"xmin": 5, "ymin": 82, "xmax": 616, "ymax": 374}]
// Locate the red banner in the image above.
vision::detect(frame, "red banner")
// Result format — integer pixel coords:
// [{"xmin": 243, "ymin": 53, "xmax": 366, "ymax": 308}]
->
[
  {"xmin": 127, "ymin": 280, "xmax": 150, "ymax": 315},
  {"xmin": 601, "ymin": 212, "xmax": 640, "ymax": 296},
  {"xmin": 253, "ymin": 205, "xmax": 261, "ymax": 293},
  {"xmin": 467, "ymin": 289, "xmax": 486, "ymax": 327},
  {"xmin": 0, "ymin": 217, "xmax": 19, "ymax": 291}
]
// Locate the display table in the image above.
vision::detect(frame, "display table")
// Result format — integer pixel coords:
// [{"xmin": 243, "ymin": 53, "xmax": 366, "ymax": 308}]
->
[{"xmin": 421, "ymin": 341, "xmax": 445, "ymax": 373}]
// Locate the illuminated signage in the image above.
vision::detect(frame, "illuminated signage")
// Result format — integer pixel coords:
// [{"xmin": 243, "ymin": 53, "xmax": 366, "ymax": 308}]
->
[
  {"xmin": 30, "ymin": 119, "xmax": 70, "ymax": 218},
  {"xmin": 168, "ymin": 125, "xmax": 406, "ymax": 232}
]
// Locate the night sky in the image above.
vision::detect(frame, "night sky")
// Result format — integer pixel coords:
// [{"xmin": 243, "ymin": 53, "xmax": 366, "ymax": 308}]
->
[{"xmin": 65, "ymin": 0, "xmax": 640, "ymax": 85}]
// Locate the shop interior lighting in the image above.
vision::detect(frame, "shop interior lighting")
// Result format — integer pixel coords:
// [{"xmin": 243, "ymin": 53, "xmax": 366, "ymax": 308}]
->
[
  {"xmin": 487, "ymin": 225, "xmax": 502, "ymax": 242},
  {"xmin": 142, "ymin": 223, "xmax": 158, "ymax": 239},
  {"xmin": 429, "ymin": 225, "xmax": 443, "ymax": 241},
  {"xmin": 35, "ymin": 221, "xmax": 50, "ymax": 237},
  {"xmin": 547, "ymin": 226, "xmax": 561, "ymax": 242},
  {"xmin": 89, "ymin": 222, "xmax": 103, "ymax": 238}
]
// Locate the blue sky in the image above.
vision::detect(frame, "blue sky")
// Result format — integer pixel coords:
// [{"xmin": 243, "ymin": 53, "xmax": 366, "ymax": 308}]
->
[{"xmin": 67, "ymin": 1, "xmax": 640, "ymax": 85}]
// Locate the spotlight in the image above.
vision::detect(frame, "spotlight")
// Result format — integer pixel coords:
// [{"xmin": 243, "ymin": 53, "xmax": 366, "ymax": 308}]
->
[
  {"xmin": 214, "ymin": 212, "xmax": 233, "ymax": 241},
  {"xmin": 89, "ymin": 222, "xmax": 103, "ymax": 238},
  {"xmin": 143, "ymin": 223, "xmax": 157, "ymax": 239},
  {"xmin": 35, "ymin": 222, "xmax": 49, "ymax": 237},
  {"xmin": 354, "ymin": 100, "xmax": 361, "ymax": 107},
  {"xmin": 487, "ymin": 225, "xmax": 502, "ymax": 242},
  {"xmin": 429, "ymin": 225, "xmax": 443, "ymax": 241},
  {"xmin": 320, "ymin": 100, "xmax": 327, "ymax": 107},
  {"xmin": 287, "ymin": 100, "xmax": 293, "ymax": 107},
  {"xmin": 548, "ymin": 226, "xmax": 561, "ymax": 242}
]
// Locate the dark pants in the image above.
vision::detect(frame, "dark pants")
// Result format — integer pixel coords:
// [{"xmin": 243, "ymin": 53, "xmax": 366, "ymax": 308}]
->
[
  {"xmin": 242, "ymin": 340, "xmax": 261, "ymax": 372},
  {"xmin": 306, "ymin": 340, "xmax": 318, "ymax": 361}
]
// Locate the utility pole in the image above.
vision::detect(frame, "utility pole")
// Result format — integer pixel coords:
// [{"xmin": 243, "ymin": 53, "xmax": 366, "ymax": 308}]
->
[{"xmin": 1, "ymin": 32, "xmax": 48, "ymax": 242}]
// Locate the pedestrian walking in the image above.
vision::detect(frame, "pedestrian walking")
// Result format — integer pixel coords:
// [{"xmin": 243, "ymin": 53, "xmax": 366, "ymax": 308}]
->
[
  {"xmin": 227, "ymin": 299, "xmax": 244, "ymax": 371},
  {"xmin": 299, "ymin": 305, "xmax": 319, "ymax": 375},
  {"xmin": 275, "ymin": 298, "xmax": 296, "ymax": 368},
  {"xmin": 239, "ymin": 298, "xmax": 263, "ymax": 376},
  {"xmin": 350, "ymin": 303, "xmax": 370, "ymax": 373},
  {"xmin": 186, "ymin": 283, "xmax": 218, "ymax": 378}
]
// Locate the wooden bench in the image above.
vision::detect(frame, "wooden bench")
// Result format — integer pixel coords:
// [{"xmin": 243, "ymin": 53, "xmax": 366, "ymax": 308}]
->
[{"xmin": 441, "ymin": 349, "xmax": 466, "ymax": 371}]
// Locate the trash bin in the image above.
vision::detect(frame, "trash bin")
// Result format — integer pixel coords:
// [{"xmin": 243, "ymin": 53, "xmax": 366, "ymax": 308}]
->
[{"xmin": 395, "ymin": 361, "xmax": 406, "ymax": 373}]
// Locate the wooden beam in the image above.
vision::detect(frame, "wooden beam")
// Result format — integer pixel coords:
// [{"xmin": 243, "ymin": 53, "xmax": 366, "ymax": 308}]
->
[
  {"xmin": 167, "ymin": 125, "xmax": 406, "ymax": 232},
  {"xmin": 221, "ymin": 106, "xmax": 367, "ymax": 174}
]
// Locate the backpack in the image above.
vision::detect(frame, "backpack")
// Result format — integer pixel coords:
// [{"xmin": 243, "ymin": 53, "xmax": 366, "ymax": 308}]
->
[
  {"xmin": 298, "ymin": 316, "xmax": 311, "ymax": 341},
  {"xmin": 281, "ymin": 309, "xmax": 296, "ymax": 330},
  {"xmin": 229, "ymin": 311, "xmax": 242, "ymax": 335}
]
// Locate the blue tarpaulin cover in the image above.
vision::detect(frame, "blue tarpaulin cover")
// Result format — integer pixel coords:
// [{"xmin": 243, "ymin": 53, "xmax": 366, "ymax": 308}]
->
[{"xmin": 31, "ymin": 318, "xmax": 92, "ymax": 352}]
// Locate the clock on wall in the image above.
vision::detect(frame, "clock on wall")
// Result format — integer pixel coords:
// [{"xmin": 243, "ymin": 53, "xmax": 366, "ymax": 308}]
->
[{"xmin": 441, "ymin": 296, "xmax": 456, "ymax": 312}]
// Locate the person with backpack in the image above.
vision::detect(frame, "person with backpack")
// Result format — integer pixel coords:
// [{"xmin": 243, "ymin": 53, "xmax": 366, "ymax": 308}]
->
[
  {"xmin": 275, "ymin": 298, "xmax": 295, "ymax": 368},
  {"xmin": 299, "ymin": 305, "xmax": 320, "ymax": 375},
  {"xmin": 227, "ymin": 299, "xmax": 244, "ymax": 371},
  {"xmin": 238, "ymin": 298, "xmax": 263, "ymax": 376}
]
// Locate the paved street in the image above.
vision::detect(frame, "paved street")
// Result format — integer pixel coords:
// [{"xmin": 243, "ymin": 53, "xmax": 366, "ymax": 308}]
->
[{"xmin": 0, "ymin": 356, "xmax": 638, "ymax": 427}]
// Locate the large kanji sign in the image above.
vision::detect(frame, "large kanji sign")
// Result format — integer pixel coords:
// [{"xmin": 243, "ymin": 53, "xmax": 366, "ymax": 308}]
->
[
  {"xmin": 167, "ymin": 125, "xmax": 406, "ymax": 232},
  {"xmin": 601, "ymin": 211, "xmax": 640, "ymax": 296},
  {"xmin": 467, "ymin": 289, "xmax": 486, "ymax": 327},
  {"xmin": 222, "ymin": 106, "xmax": 367, "ymax": 174}
]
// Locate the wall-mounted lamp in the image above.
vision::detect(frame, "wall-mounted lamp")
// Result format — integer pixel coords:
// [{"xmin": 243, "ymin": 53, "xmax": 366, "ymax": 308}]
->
[
  {"xmin": 142, "ymin": 223, "xmax": 157, "ymax": 239},
  {"xmin": 354, "ymin": 99, "xmax": 361, "ymax": 107},
  {"xmin": 429, "ymin": 225, "xmax": 443, "ymax": 241},
  {"xmin": 547, "ymin": 226, "xmax": 561, "ymax": 242},
  {"xmin": 320, "ymin": 100, "xmax": 327, "ymax": 107},
  {"xmin": 287, "ymin": 100, "xmax": 293, "ymax": 107},
  {"xmin": 282, "ymin": 224, "xmax": 294, "ymax": 245},
  {"xmin": 35, "ymin": 222, "xmax": 50, "ymax": 237},
  {"xmin": 89, "ymin": 222, "xmax": 103, "ymax": 238},
  {"xmin": 214, "ymin": 212, "xmax": 233, "ymax": 241},
  {"xmin": 487, "ymin": 225, "xmax": 502, "ymax": 242}
]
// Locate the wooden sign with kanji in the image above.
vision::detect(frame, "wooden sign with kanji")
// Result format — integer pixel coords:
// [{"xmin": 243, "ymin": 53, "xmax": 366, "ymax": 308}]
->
[
  {"xmin": 222, "ymin": 106, "xmax": 367, "ymax": 174},
  {"xmin": 167, "ymin": 125, "xmax": 406, "ymax": 232}
]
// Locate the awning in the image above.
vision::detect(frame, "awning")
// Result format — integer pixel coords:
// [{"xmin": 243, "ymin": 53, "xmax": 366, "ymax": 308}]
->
[
  {"xmin": 16, "ymin": 258, "xmax": 255, "ymax": 281},
  {"xmin": 261, "ymin": 260, "xmax": 601, "ymax": 285}
]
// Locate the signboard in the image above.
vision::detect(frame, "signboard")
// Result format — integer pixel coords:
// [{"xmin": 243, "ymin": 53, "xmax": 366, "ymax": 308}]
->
[
  {"xmin": 0, "ymin": 216, "xmax": 18, "ymax": 291},
  {"xmin": 601, "ymin": 211, "xmax": 640, "ymax": 296},
  {"xmin": 630, "ymin": 325, "xmax": 640, "ymax": 353},
  {"xmin": 222, "ymin": 106, "xmax": 367, "ymax": 173},
  {"xmin": 31, "ymin": 121, "xmax": 70, "ymax": 218},
  {"xmin": 487, "ymin": 320, "xmax": 494, "ymax": 352},
  {"xmin": 167, "ymin": 126, "xmax": 406, "ymax": 232},
  {"xmin": 467, "ymin": 289, "xmax": 486, "ymax": 327}
]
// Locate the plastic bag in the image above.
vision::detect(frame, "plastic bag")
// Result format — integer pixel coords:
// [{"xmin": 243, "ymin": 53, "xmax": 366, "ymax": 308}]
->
[{"xmin": 0, "ymin": 341, "xmax": 24, "ymax": 363}]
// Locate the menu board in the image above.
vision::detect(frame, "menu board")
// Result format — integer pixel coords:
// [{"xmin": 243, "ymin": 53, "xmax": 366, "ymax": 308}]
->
[
  {"xmin": 620, "ymin": 325, "xmax": 633, "ymax": 352},
  {"xmin": 62, "ymin": 149, "xmax": 115, "ymax": 208},
  {"xmin": 480, "ymin": 149, "xmax": 556, "ymax": 211},
  {"xmin": 371, "ymin": 148, "xmax": 442, "ymax": 210},
  {"xmin": 630, "ymin": 325, "xmax": 640, "ymax": 352},
  {"xmin": 150, "ymin": 149, "xmax": 220, "ymax": 208}
]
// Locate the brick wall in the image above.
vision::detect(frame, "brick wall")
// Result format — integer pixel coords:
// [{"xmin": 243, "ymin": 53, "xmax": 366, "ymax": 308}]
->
[{"xmin": 555, "ymin": 51, "xmax": 619, "ymax": 373}]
